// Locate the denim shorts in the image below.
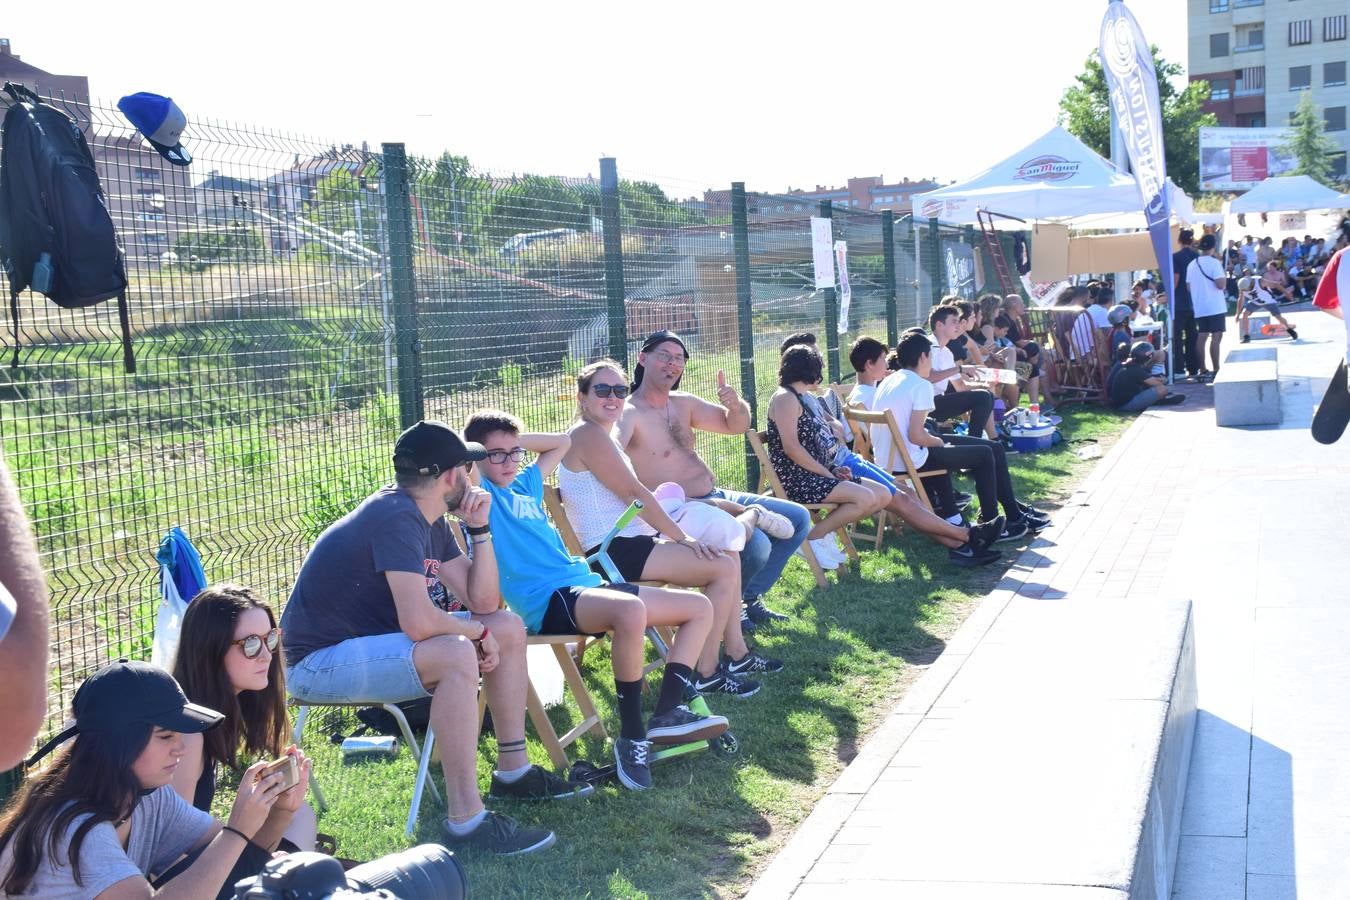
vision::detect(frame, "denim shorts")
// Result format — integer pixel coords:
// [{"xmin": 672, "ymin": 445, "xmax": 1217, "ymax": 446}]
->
[{"xmin": 286, "ymin": 631, "xmax": 434, "ymax": 705}]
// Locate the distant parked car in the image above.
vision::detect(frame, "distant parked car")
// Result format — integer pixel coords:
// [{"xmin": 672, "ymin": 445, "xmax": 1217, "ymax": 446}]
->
[{"xmin": 499, "ymin": 228, "xmax": 577, "ymax": 257}]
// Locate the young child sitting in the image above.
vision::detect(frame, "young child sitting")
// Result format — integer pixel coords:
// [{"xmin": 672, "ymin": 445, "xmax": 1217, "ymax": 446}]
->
[{"xmin": 1237, "ymin": 275, "xmax": 1299, "ymax": 343}]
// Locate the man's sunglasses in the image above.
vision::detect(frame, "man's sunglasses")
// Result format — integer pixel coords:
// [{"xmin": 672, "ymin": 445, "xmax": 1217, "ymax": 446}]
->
[
  {"xmin": 485, "ymin": 447, "xmax": 527, "ymax": 464},
  {"xmin": 232, "ymin": 627, "xmax": 281, "ymax": 660},
  {"xmin": 590, "ymin": 384, "xmax": 629, "ymax": 399}
]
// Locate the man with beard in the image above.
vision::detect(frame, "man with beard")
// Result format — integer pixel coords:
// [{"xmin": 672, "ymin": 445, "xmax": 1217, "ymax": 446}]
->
[
  {"xmin": 280, "ymin": 421, "xmax": 563, "ymax": 856},
  {"xmin": 620, "ymin": 331, "xmax": 811, "ymax": 632}
]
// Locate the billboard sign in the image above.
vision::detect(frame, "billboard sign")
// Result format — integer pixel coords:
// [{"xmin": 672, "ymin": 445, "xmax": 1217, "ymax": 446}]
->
[{"xmin": 1200, "ymin": 126, "xmax": 1297, "ymax": 191}]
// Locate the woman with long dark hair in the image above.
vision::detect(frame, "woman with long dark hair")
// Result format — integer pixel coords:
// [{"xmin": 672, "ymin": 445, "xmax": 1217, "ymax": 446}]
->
[
  {"xmin": 170, "ymin": 583, "xmax": 318, "ymax": 852},
  {"xmin": 0, "ymin": 660, "xmax": 307, "ymax": 899}
]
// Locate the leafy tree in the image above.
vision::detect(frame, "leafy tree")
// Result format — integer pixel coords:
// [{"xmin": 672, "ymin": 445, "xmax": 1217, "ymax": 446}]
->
[
  {"xmin": 481, "ymin": 175, "xmax": 591, "ymax": 247},
  {"xmin": 413, "ymin": 152, "xmax": 491, "ymax": 254},
  {"xmin": 310, "ymin": 167, "xmax": 381, "ymax": 250},
  {"xmin": 1058, "ymin": 46, "xmax": 1216, "ymax": 195},
  {"xmin": 1281, "ymin": 90, "xmax": 1337, "ymax": 186},
  {"xmin": 173, "ymin": 226, "xmax": 264, "ymax": 270}
]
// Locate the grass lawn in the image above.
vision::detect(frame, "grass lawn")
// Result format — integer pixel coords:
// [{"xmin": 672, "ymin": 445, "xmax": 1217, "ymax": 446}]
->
[{"xmin": 295, "ymin": 404, "xmax": 1132, "ymax": 899}]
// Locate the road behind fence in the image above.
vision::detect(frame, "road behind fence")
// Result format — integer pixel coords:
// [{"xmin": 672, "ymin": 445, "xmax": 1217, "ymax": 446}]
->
[{"xmin": 0, "ymin": 90, "xmax": 1019, "ymax": 771}]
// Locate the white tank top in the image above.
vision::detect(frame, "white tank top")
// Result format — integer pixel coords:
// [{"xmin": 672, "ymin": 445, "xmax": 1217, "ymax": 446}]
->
[{"xmin": 556, "ymin": 460, "xmax": 655, "ymax": 551}]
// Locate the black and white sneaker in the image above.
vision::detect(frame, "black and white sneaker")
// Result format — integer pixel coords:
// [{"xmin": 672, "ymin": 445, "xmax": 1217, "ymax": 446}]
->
[
  {"xmin": 995, "ymin": 519, "xmax": 1030, "ymax": 543},
  {"xmin": 693, "ymin": 666, "xmax": 761, "ymax": 698},
  {"xmin": 739, "ymin": 609, "xmax": 757, "ymax": 634},
  {"xmin": 489, "ymin": 765, "xmax": 595, "ymax": 800},
  {"xmin": 744, "ymin": 597, "xmax": 788, "ymax": 625},
  {"xmin": 953, "ymin": 491, "xmax": 974, "ymax": 510},
  {"xmin": 724, "ymin": 649, "xmax": 784, "ymax": 676},
  {"xmin": 613, "ymin": 738, "xmax": 652, "ymax": 791},
  {"xmin": 646, "ymin": 704, "xmax": 729, "ymax": 745},
  {"xmin": 441, "ymin": 811, "xmax": 556, "ymax": 856},
  {"xmin": 967, "ymin": 516, "xmax": 1005, "ymax": 553},
  {"xmin": 1016, "ymin": 503, "xmax": 1050, "ymax": 530},
  {"xmin": 948, "ymin": 543, "xmax": 1000, "ymax": 567},
  {"xmin": 1287, "ymin": 325, "xmax": 1298, "ymax": 340}
]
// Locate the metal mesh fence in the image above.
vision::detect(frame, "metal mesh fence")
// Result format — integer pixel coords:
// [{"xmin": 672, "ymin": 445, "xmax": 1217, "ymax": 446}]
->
[{"xmin": 1, "ymin": 90, "xmax": 1027, "ymax": 809}]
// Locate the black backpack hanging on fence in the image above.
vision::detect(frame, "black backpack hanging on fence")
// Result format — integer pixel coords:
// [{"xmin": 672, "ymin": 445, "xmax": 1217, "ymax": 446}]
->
[{"xmin": 0, "ymin": 81, "xmax": 135, "ymax": 373}]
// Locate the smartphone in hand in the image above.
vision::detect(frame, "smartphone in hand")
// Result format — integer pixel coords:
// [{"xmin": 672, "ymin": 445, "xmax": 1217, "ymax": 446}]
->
[{"xmin": 257, "ymin": 755, "xmax": 299, "ymax": 792}]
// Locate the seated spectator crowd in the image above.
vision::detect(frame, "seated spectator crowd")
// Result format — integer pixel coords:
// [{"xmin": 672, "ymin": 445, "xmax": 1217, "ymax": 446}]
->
[{"xmin": 3, "ymin": 325, "xmax": 1065, "ymax": 896}]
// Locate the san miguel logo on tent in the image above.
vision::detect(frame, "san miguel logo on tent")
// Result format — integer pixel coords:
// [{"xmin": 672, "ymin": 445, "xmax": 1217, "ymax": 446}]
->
[
  {"xmin": 919, "ymin": 198, "xmax": 944, "ymax": 219},
  {"xmin": 1013, "ymin": 155, "xmax": 1081, "ymax": 183}
]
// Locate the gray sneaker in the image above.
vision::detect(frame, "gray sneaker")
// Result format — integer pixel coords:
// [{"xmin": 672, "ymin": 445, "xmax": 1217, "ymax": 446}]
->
[
  {"xmin": 646, "ymin": 704, "xmax": 729, "ymax": 745},
  {"xmin": 440, "ymin": 810, "xmax": 556, "ymax": 856},
  {"xmin": 613, "ymin": 737, "xmax": 652, "ymax": 791}
]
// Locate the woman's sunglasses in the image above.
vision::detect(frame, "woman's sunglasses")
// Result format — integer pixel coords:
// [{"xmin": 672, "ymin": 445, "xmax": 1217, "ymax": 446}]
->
[
  {"xmin": 232, "ymin": 627, "xmax": 281, "ymax": 659},
  {"xmin": 589, "ymin": 383, "xmax": 629, "ymax": 399}
]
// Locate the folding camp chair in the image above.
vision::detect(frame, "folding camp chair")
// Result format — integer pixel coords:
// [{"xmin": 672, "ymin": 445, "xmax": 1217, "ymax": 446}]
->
[
  {"xmin": 745, "ymin": 428, "xmax": 859, "ymax": 589},
  {"xmin": 842, "ymin": 406, "xmax": 949, "ymax": 514}
]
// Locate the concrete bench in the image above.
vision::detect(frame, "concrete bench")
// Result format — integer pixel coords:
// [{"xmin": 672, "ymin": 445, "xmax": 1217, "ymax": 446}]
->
[
  {"xmin": 1214, "ymin": 345, "xmax": 1280, "ymax": 427},
  {"xmin": 750, "ymin": 599, "xmax": 1197, "ymax": 900}
]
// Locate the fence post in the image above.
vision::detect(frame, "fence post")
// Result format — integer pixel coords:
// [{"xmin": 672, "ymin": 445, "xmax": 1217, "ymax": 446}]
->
[
  {"xmin": 927, "ymin": 216, "xmax": 944, "ymax": 307},
  {"xmin": 881, "ymin": 210, "xmax": 898, "ymax": 347},
  {"xmin": 382, "ymin": 143, "xmax": 423, "ymax": 428},
  {"xmin": 599, "ymin": 157, "xmax": 628, "ymax": 369},
  {"xmin": 819, "ymin": 200, "xmax": 840, "ymax": 384},
  {"xmin": 731, "ymin": 183, "xmax": 759, "ymax": 492}
]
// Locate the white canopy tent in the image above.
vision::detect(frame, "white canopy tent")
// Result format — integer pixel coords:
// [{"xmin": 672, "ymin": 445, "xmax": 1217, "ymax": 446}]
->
[
  {"xmin": 1228, "ymin": 175, "xmax": 1350, "ymax": 213},
  {"xmin": 911, "ymin": 125, "xmax": 1195, "ymax": 227}
]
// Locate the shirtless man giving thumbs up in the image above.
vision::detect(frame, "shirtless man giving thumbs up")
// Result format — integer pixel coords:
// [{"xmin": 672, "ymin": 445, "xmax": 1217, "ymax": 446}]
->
[{"xmin": 619, "ymin": 331, "xmax": 810, "ymax": 628}]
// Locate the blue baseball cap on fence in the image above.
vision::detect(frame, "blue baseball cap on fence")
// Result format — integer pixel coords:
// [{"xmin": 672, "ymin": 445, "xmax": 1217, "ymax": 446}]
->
[{"xmin": 117, "ymin": 92, "xmax": 192, "ymax": 166}]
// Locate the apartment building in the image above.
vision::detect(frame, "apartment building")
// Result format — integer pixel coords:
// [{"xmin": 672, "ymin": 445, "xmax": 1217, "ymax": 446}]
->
[{"xmin": 1189, "ymin": 0, "xmax": 1350, "ymax": 180}]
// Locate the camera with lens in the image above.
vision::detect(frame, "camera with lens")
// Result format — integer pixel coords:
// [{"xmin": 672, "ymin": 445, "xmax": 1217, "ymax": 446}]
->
[{"xmin": 232, "ymin": 845, "xmax": 467, "ymax": 899}]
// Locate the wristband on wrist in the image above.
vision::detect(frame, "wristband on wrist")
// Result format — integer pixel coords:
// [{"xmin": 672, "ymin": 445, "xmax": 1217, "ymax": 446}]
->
[
  {"xmin": 221, "ymin": 825, "xmax": 251, "ymax": 844},
  {"xmin": 465, "ymin": 523, "xmax": 491, "ymax": 536},
  {"xmin": 474, "ymin": 625, "xmax": 490, "ymax": 643}
]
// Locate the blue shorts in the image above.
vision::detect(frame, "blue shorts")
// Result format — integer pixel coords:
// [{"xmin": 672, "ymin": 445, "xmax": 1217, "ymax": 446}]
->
[
  {"xmin": 287, "ymin": 630, "xmax": 450, "ymax": 705},
  {"xmin": 836, "ymin": 449, "xmax": 897, "ymax": 495}
]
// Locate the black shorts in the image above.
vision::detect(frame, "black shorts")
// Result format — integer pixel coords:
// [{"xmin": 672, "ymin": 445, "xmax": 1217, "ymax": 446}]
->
[
  {"xmin": 538, "ymin": 582, "xmax": 641, "ymax": 637},
  {"xmin": 584, "ymin": 535, "xmax": 657, "ymax": 583},
  {"xmin": 1196, "ymin": 313, "xmax": 1227, "ymax": 333}
]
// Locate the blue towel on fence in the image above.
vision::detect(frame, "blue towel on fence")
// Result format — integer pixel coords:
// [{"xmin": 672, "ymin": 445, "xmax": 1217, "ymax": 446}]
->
[{"xmin": 156, "ymin": 527, "xmax": 207, "ymax": 605}]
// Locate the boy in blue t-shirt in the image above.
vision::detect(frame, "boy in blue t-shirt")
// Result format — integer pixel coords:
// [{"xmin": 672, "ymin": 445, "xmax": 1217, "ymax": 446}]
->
[{"xmin": 464, "ymin": 410, "xmax": 727, "ymax": 791}]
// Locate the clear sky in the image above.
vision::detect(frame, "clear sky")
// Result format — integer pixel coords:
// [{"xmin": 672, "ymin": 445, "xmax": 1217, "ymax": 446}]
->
[{"xmin": 4, "ymin": 0, "xmax": 1187, "ymax": 196}]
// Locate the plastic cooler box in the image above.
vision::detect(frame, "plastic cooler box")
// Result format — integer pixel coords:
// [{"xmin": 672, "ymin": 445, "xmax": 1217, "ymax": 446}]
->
[{"xmin": 1008, "ymin": 423, "xmax": 1056, "ymax": 452}]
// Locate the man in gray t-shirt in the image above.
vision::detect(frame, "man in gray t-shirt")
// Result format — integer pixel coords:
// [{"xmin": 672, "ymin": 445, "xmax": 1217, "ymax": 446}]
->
[{"xmin": 0, "ymin": 785, "xmax": 214, "ymax": 899}]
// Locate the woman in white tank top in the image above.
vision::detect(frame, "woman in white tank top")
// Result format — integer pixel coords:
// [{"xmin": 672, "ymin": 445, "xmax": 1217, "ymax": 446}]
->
[{"xmin": 560, "ymin": 360, "xmax": 782, "ymax": 688}]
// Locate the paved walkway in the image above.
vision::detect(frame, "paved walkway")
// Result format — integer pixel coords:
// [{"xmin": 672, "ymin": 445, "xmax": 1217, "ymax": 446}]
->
[{"xmin": 749, "ymin": 306, "xmax": 1350, "ymax": 899}]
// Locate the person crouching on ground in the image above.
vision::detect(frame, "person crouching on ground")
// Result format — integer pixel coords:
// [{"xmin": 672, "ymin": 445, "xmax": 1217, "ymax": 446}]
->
[
  {"xmin": 0, "ymin": 661, "xmax": 307, "ymax": 900},
  {"xmin": 464, "ymin": 409, "xmax": 729, "ymax": 790},
  {"xmin": 1106, "ymin": 340, "xmax": 1185, "ymax": 412},
  {"xmin": 171, "ymin": 583, "xmax": 319, "ymax": 854},
  {"xmin": 1237, "ymin": 276, "xmax": 1298, "ymax": 343}
]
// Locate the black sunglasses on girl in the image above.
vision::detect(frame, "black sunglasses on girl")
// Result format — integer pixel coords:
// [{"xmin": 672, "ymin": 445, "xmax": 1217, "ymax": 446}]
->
[{"xmin": 590, "ymin": 384, "xmax": 629, "ymax": 399}]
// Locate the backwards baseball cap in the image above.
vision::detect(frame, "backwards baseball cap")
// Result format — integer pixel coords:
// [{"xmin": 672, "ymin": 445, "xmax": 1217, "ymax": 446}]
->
[
  {"xmin": 1107, "ymin": 304, "xmax": 1132, "ymax": 326},
  {"xmin": 1237, "ymin": 275, "xmax": 1256, "ymax": 293},
  {"xmin": 1129, "ymin": 340, "xmax": 1155, "ymax": 362},
  {"xmin": 28, "ymin": 660, "xmax": 222, "ymax": 765},
  {"xmin": 117, "ymin": 92, "xmax": 191, "ymax": 166},
  {"xmin": 633, "ymin": 330, "xmax": 690, "ymax": 389},
  {"xmin": 392, "ymin": 420, "xmax": 486, "ymax": 477}
]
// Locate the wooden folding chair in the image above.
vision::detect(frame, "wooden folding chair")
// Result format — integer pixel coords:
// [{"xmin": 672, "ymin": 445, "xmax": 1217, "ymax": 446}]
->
[
  {"xmin": 745, "ymin": 428, "xmax": 859, "ymax": 589},
  {"xmin": 843, "ymin": 406, "xmax": 949, "ymax": 514},
  {"xmin": 541, "ymin": 485, "xmax": 674, "ymax": 681},
  {"xmin": 838, "ymin": 401, "xmax": 890, "ymax": 550}
]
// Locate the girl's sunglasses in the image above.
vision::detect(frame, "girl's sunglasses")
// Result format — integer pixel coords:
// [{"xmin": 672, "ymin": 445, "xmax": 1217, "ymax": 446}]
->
[
  {"xmin": 590, "ymin": 383, "xmax": 629, "ymax": 399},
  {"xmin": 232, "ymin": 627, "xmax": 281, "ymax": 659}
]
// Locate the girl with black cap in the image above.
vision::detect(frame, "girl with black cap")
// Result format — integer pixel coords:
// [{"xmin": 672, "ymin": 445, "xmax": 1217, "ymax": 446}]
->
[{"xmin": 0, "ymin": 660, "xmax": 309, "ymax": 899}]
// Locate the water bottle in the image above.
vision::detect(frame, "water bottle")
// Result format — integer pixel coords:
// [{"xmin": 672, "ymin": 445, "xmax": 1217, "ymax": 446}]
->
[{"xmin": 1029, "ymin": 403, "xmax": 1041, "ymax": 426}]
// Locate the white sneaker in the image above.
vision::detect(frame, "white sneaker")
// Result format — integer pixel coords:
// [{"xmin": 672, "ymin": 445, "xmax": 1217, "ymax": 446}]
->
[
  {"xmin": 805, "ymin": 537, "xmax": 841, "ymax": 569},
  {"xmin": 822, "ymin": 536, "xmax": 849, "ymax": 567}
]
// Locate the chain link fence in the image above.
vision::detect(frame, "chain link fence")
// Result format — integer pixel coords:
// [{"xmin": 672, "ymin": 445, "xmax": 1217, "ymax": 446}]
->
[{"xmin": 0, "ymin": 89, "xmax": 1025, "ymax": 803}]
